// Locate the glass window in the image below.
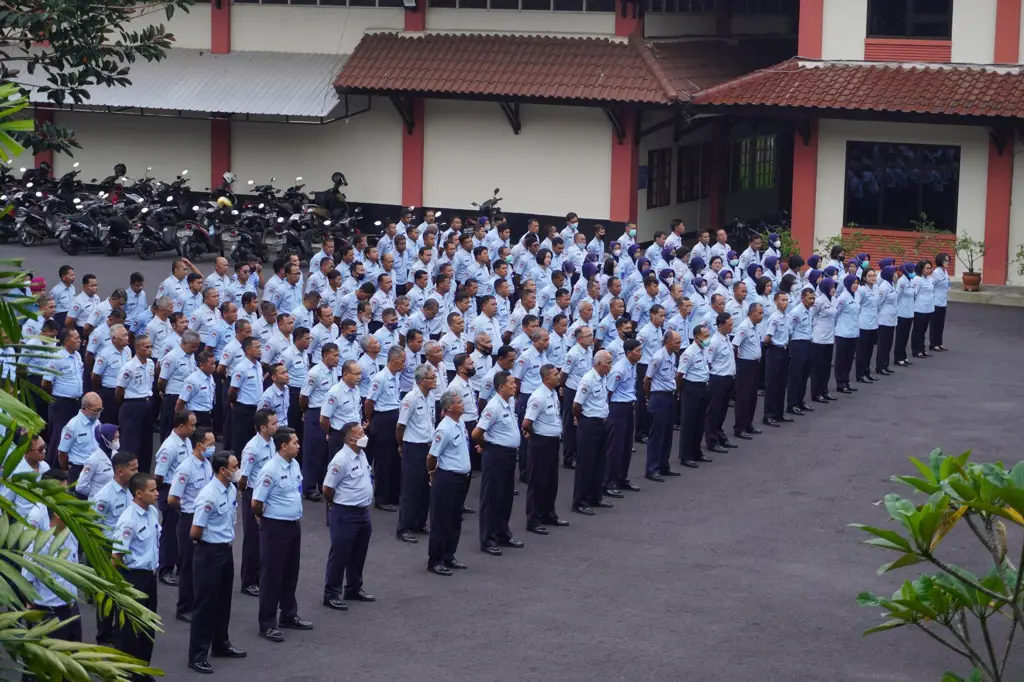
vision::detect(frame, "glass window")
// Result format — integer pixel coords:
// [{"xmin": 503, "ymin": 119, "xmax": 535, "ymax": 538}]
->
[
  {"xmin": 490, "ymin": 0, "xmax": 520, "ymax": 7},
  {"xmin": 585, "ymin": 0, "xmax": 615, "ymax": 10},
  {"xmin": 868, "ymin": 0, "xmax": 952, "ymax": 39},
  {"xmin": 553, "ymin": 0, "xmax": 583, "ymax": 9},
  {"xmin": 522, "ymin": 0, "xmax": 552, "ymax": 8},
  {"xmin": 731, "ymin": 134, "xmax": 776, "ymax": 192},
  {"xmin": 843, "ymin": 141, "xmax": 960, "ymax": 232},
  {"xmin": 676, "ymin": 143, "xmax": 711, "ymax": 203},
  {"xmin": 645, "ymin": 0, "xmax": 714, "ymax": 12},
  {"xmin": 429, "ymin": 0, "xmax": 458, "ymax": 6},
  {"xmin": 647, "ymin": 148, "xmax": 673, "ymax": 209}
]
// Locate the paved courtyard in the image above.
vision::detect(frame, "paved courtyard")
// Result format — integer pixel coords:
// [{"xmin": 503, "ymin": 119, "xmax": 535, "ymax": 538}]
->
[{"xmin": 5, "ymin": 246, "xmax": 1024, "ymax": 681}]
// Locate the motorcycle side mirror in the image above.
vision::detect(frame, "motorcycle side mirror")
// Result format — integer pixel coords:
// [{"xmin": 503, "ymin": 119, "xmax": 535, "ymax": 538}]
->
[
  {"xmin": 355, "ymin": 207, "xmax": 362, "ymax": 214},
  {"xmin": 167, "ymin": 196, "xmax": 174, "ymax": 202},
  {"xmin": 35, "ymin": 191, "xmax": 42, "ymax": 197},
  {"xmin": 182, "ymin": 170, "xmax": 189, "ymax": 175},
  {"xmin": 73, "ymin": 162, "xmax": 80, "ymax": 169},
  {"xmin": 494, "ymin": 188, "xmax": 500, "ymax": 194},
  {"xmin": 323, "ymin": 220, "xmax": 332, "ymax": 226},
  {"xmin": 296, "ymin": 176, "xmax": 302, "ymax": 182},
  {"xmin": 90, "ymin": 178, "xmax": 97, "ymax": 182},
  {"xmin": 248, "ymin": 180, "xmax": 254, "ymax": 185},
  {"xmin": 25, "ymin": 182, "xmax": 33, "ymax": 188},
  {"xmin": 435, "ymin": 211, "xmax": 442, "ymax": 218},
  {"xmin": 470, "ymin": 202, "xmax": 479, "ymax": 208},
  {"xmin": 271, "ymin": 177, "xmax": 276, "ymax": 183},
  {"xmin": 0, "ymin": 196, "xmax": 6, "ymax": 201},
  {"xmin": 19, "ymin": 167, "xmax": 26, "ymax": 173},
  {"xmin": 374, "ymin": 220, "xmax": 382, "ymax": 226},
  {"xmin": 147, "ymin": 167, "xmax": 152, "ymax": 172},
  {"xmin": 73, "ymin": 197, "xmax": 81, "ymax": 204},
  {"xmin": 277, "ymin": 217, "xmax": 284, "ymax": 223},
  {"xmin": 192, "ymin": 205, "xmax": 200, "ymax": 211}
]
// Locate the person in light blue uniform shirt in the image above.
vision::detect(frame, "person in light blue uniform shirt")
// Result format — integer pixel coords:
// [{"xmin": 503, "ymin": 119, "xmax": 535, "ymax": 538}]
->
[
  {"xmin": 928, "ymin": 253, "xmax": 951, "ymax": 352},
  {"xmin": 56, "ymin": 392, "xmax": 102, "ymax": 486},
  {"xmin": 473, "ymin": 369, "xmax": 523, "ymax": 555},
  {"xmin": 300, "ymin": 344, "xmax": 340, "ymax": 499},
  {"xmin": 911, "ymin": 259, "xmax": 936, "ymax": 358},
  {"xmin": 229, "ymin": 337, "xmax": 264, "ymax": 453},
  {"xmin": 604, "ymin": 339, "xmax": 640, "ymax": 496},
  {"xmin": 258, "ymin": 363, "xmax": 291, "ymax": 427},
  {"xmin": 785, "ymin": 288, "xmax": 815, "ymax": 417},
  {"xmin": 875, "ymin": 266, "xmax": 898, "ymax": 377},
  {"xmin": 521, "ymin": 365, "xmax": 565, "ymax": 533},
  {"xmin": 366, "ymin": 347, "xmax": 406, "ymax": 512},
  {"xmin": 75, "ymin": 423, "xmax": 116, "ymax": 500},
  {"xmin": 634, "ymin": 304, "xmax": 665, "ymax": 443},
  {"xmin": 643, "ymin": 332, "xmax": 682, "ymax": 480},
  {"xmin": 761, "ymin": 292, "xmax": 791, "ymax": 426},
  {"xmin": 50, "ymin": 265, "xmax": 76, "ymax": 328},
  {"xmin": 834, "ymin": 275, "xmax": 861, "ymax": 393},
  {"xmin": 91, "ymin": 325, "xmax": 131, "ymax": 424},
  {"xmin": 238, "ymin": 410, "xmax": 278, "ymax": 596},
  {"xmin": 1, "ymin": 433, "xmax": 50, "ymax": 517},
  {"xmin": 855, "ymin": 268, "xmax": 881, "ymax": 383},
  {"xmin": 510, "ymin": 329, "xmax": 548, "ymax": 479},
  {"xmin": 154, "ymin": 410, "xmax": 196, "ymax": 585},
  {"xmin": 112, "ymin": 472, "xmax": 161, "ymax": 668},
  {"xmin": 571, "ymin": 351, "xmax": 612, "ymax": 514},
  {"xmin": 159, "ymin": 330, "xmax": 200, "ymax": 441},
  {"xmin": 558, "ymin": 328, "xmax": 591, "ymax": 469},
  {"xmin": 168, "ymin": 426, "xmax": 215, "ymax": 621},
  {"xmin": 125, "ymin": 274, "xmax": 148, "ymax": 330},
  {"xmin": 426, "ymin": 391, "xmax": 472, "ymax": 575},
  {"xmin": 322, "ymin": 360, "xmax": 364, "ymax": 457},
  {"xmin": 810, "ymin": 278, "xmax": 838, "ymax": 402},
  {"xmin": 395, "ymin": 363, "xmax": 438, "ymax": 542},
  {"xmin": 90, "ymin": 449, "xmax": 137, "ymax": 645},
  {"xmin": 177, "ymin": 350, "xmax": 217, "ymax": 427},
  {"xmin": 675, "ymin": 324, "xmax": 712, "ymax": 469},
  {"xmin": 42, "ymin": 329, "xmax": 85, "ymax": 465},
  {"xmin": 894, "ymin": 263, "xmax": 916, "ymax": 367}
]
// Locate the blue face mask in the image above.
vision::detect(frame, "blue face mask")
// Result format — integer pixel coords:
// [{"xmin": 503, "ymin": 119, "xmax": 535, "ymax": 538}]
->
[
  {"xmin": 85, "ymin": 412, "xmax": 98, "ymax": 423},
  {"xmin": 909, "ymin": 272, "xmax": 916, "ymax": 279},
  {"xmin": 861, "ymin": 260, "xmax": 870, "ymax": 269},
  {"xmin": 729, "ymin": 259, "xmax": 739, "ymax": 267},
  {"xmin": 699, "ymin": 338, "xmax": 710, "ymax": 348},
  {"xmin": 203, "ymin": 446, "xmax": 215, "ymax": 459}
]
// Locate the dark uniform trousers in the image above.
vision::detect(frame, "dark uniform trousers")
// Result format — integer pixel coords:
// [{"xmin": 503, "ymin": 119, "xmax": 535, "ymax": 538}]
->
[
  {"xmin": 734, "ymin": 359, "xmax": 760, "ymax": 434},
  {"xmin": 911, "ymin": 312, "xmax": 932, "ymax": 356},
  {"xmin": 604, "ymin": 402, "xmax": 635, "ymax": 489},
  {"xmin": 526, "ymin": 434, "xmax": 559, "ymax": 525},
  {"xmin": 46, "ymin": 398, "xmax": 79, "ymax": 467},
  {"xmin": 231, "ymin": 403, "xmax": 257, "ymax": 464},
  {"xmin": 855, "ymin": 328, "xmax": 878, "ymax": 379},
  {"xmin": 189, "ymin": 542, "xmax": 234, "ymax": 664},
  {"xmin": 240, "ymin": 488, "xmax": 260, "ymax": 589},
  {"xmin": 764, "ymin": 345, "xmax": 789, "ymax": 421},
  {"xmin": 221, "ymin": 381, "xmax": 234, "ymax": 451},
  {"xmin": 176, "ymin": 511, "xmax": 196, "ymax": 617},
  {"xmin": 633, "ymin": 364, "xmax": 649, "ymax": 440},
  {"xmin": 159, "ymin": 393, "xmax": 180, "ymax": 443},
  {"xmin": 26, "ymin": 375, "xmax": 48, "ymax": 444},
  {"xmin": 288, "ymin": 387, "xmax": 303, "ymax": 445},
  {"xmin": 705, "ymin": 375, "xmax": 733, "ymax": 448},
  {"xmin": 258, "ymin": 518, "xmax": 301, "ymax": 632},
  {"xmin": 810, "ymin": 343, "xmax": 833, "ymax": 399},
  {"xmin": 572, "ymin": 416, "xmax": 607, "ymax": 508},
  {"xmin": 428, "ymin": 469, "xmax": 470, "ymax": 567},
  {"xmin": 369, "ymin": 410, "xmax": 400, "ymax": 506},
  {"xmin": 397, "ymin": 442, "xmax": 430, "ymax": 535},
  {"xmin": 514, "ymin": 394, "xmax": 531, "ymax": 477},
  {"xmin": 96, "ymin": 387, "xmax": 119, "ymax": 425},
  {"xmin": 833, "ymin": 337, "xmax": 857, "ymax": 389},
  {"xmin": 678, "ymin": 379, "xmax": 708, "ymax": 463},
  {"xmin": 114, "ymin": 568, "xmax": 158, "ymax": 668},
  {"xmin": 193, "ymin": 410, "xmax": 212, "ymax": 428},
  {"xmin": 118, "ymin": 398, "xmax": 154, "ymax": 474},
  {"xmin": 559, "ymin": 387, "xmax": 578, "ymax": 466},
  {"xmin": 645, "ymin": 392, "xmax": 674, "ymax": 477},
  {"xmin": 464, "ymin": 420, "xmax": 479, "ymax": 471},
  {"xmin": 479, "ymin": 443, "xmax": 517, "ymax": 548},
  {"xmin": 930, "ymin": 306, "xmax": 946, "ymax": 348},
  {"xmin": 894, "ymin": 317, "xmax": 913, "ymax": 364},
  {"xmin": 212, "ymin": 374, "xmax": 225, "ymax": 439},
  {"xmin": 324, "ymin": 504, "xmax": 371, "ymax": 600},
  {"xmin": 786, "ymin": 339, "xmax": 813, "ymax": 410},
  {"xmin": 157, "ymin": 485, "xmax": 179, "ymax": 576},
  {"xmin": 301, "ymin": 408, "xmax": 327, "ymax": 495},
  {"xmin": 876, "ymin": 325, "xmax": 895, "ymax": 373}
]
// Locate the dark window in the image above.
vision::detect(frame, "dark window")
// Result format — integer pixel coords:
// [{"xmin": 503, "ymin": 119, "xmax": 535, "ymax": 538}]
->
[
  {"xmin": 585, "ymin": 0, "xmax": 615, "ymax": 10},
  {"xmin": 429, "ymin": 0, "xmax": 458, "ymax": 6},
  {"xmin": 645, "ymin": 0, "xmax": 714, "ymax": 12},
  {"xmin": 733, "ymin": 0, "xmax": 796, "ymax": 13},
  {"xmin": 844, "ymin": 141, "xmax": 960, "ymax": 232},
  {"xmin": 553, "ymin": 0, "xmax": 583, "ymax": 9},
  {"xmin": 490, "ymin": 0, "xmax": 520, "ymax": 8},
  {"xmin": 676, "ymin": 143, "xmax": 712, "ymax": 203},
  {"xmin": 320, "ymin": 0, "xmax": 349, "ymax": 4},
  {"xmin": 647, "ymin": 148, "xmax": 673, "ymax": 209},
  {"xmin": 731, "ymin": 134, "xmax": 776, "ymax": 192},
  {"xmin": 522, "ymin": 0, "xmax": 552, "ymax": 8},
  {"xmin": 868, "ymin": 0, "xmax": 952, "ymax": 39}
]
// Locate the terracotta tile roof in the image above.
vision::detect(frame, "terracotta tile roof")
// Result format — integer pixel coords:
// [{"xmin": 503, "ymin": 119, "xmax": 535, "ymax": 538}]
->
[
  {"xmin": 647, "ymin": 37, "xmax": 797, "ymax": 99},
  {"xmin": 691, "ymin": 59, "xmax": 1024, "ymax": 118},
  {"xmin": 334, "ymin": 32, "xmax": 678, "ymax": 104}
]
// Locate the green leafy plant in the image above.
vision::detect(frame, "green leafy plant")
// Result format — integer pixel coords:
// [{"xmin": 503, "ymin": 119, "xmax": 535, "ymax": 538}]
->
[
  {"xmin": 1011, "ymin": 244, "xmax": 1024, "ymax": 279},
  {"xmin": 912, "ymin": 214, "xmax": 948, "ymax": 262},
  {"xmin": 954, "ymin": 234, "xmax": 986, "ymax": 275},
  {"xmin": 816, "ymin": 227, "xmax": 868, "ymax": 260},
  {"xmin": 853, "ymin": 449, "xmax": 1023, "ymax": 682},
  {"xmin": 760, "ymin": 227, "xmax": 799, "ymax": 259}
]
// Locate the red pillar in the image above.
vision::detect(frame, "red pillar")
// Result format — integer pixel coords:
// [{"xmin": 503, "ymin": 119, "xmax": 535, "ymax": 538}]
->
[
  {"xmin": 790, "ymin": 121, "xmax": 818, "ymax": 257},
  {"xmin": 994, "ymin": 0, "xmax": 1022, "ymax": 63},
  {"xmin": 615, "ymin": 0, "xmax": 641, "ymax": 37},
  {"xmin": 401, "ymin": 99, "xmax": 425, "ymax": 208},
  {"xmin": 798, "ymin": 0, "xmax": 824, "ymax": 58},
  {"xmin": 405, "ymin": 7, "xmax": 426, "ymax": 31},
  {"xmin": 211, "ymin": 118, "xmax": 231, "ymax": 192},
  {"xmin": 609, "ymin": 110, "xmax": 639, "ymax": 224},
  {"xmin": 33, "ymin": 109, "xmax": 54, "ymax": 168},
  {"xmin": 212, "ymin": 0, "xmax": 231, "ymax": 54},
  {"xmin": 984, "ymin": 134, "xmax": 1013, "ymax": 285}
]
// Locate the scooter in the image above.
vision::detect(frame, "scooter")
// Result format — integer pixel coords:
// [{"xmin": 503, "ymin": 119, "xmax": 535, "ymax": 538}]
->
[{"xmin": 134, "ymin": 170, "xmax": 192, "ymax": 260}]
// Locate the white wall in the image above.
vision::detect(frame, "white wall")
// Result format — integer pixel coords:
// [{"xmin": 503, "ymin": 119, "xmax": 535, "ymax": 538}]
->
[
  {"xmin": 231, "ymin": 5, "xmax": 404, "ymax": 54},
  {"xmin": 821, "ymin": 0, "xmax": 866, "ymax": 60},
  {"xmin": 128, "ymin": 4, "xmax": 211, "ymax": 51},
  {"xmin": 426, "ymin": 9, "xmax": 612, "ymax": 35},
  {"xmin": 231, "ymin": 105, "xmax": 401, "ymax": 206},
  {"xmin": 422, "ymin": 99, "xmax": 611, "ymax": 219},
  {"xmin": 636, "ymin": 111, "xmax": 711, "ymax": 241},
  {"xmin": 814, "ymin": 119, "xmax": 989, "ymax": 272},
  {"xmin": 1007, "ymin": 138, "xmax": 1024, "ymax": 284},
  {"xmin": 52, "ymin": 112, "xmax": 211, "ymax": 184},
  {"xmin": 951, "ymin": 0, "xmax": 996, "ymax": 64}
]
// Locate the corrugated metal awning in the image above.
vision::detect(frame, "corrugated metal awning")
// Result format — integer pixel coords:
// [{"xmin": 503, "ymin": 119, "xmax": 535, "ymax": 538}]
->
[{"xmin": 27, "ymin": 49, "xmax": 349, "ymax": 118}]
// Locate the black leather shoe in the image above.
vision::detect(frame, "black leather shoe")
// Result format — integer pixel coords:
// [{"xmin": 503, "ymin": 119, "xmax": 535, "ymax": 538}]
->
[
  {"xmin": 279, "ymin": 616, "xmax": 313, "ymax": 630},
  {"xmin": 211, "ymin": 646, "xmax": 247, "ymax": 658},
  {"xmin": 856, "ymin": 377, "xmax": 869, "ymax": 384},
  {"xmin": 413, "ymin": 525, "xmax": 430, "ymax": 535},
  {"xmin": 757, "ymin": 388, "xmax": 765, "ymax": 396},
  {"xmin": 645, "ymin": 473, "xmax": 665, "ymax": 482},
  {"xmin": 240, "ymin": 584, "xmax": 259, "ymax": 597},
  {"xmin": 499, "ymin": 538, "xmax": 524, "ymax": 548},
  {"xmin": 746, "ymin": 427, "xmax": 763, "ymax": 434},
  {"xmin": 481, "ymin": 545, "xmax": 503, "ymax": 556},
  {"xmin": 428, "ymin": 564, "xmax": 452, "ymax": 576},
  {"xmin": 374, "ymin": 503, "xmax": 398, "ymax": 512},
  {"xmin": 780, "ymin": 415, "xmax": 795, "ymax": 423},
  {"xmin": 864, "ymin": 374, "xmax": 878, "ymax": 382},
  {"xmin": 720, "ymin": 440, "xmax": 739, "ymax": 449},
  {"xmin": 461, "ymin": 505, "xmax": 476, "ymax": 514},
  {"xmin": 838, "ymin": 386, "xmax": 853, "ymax": 394},
  {"xmin": 660, "ymin": 468, "xmax": 682, "ymax": 476},
  {"xmin": 562, "ymin": 459, "xmax": 577, "ymax": 470},
  {"xmin": 259, "ymin": 628, "xmax": 284, "ymax": 643},
  {"xmin": 762, "ymin": 418, "xmax": 781, "ymax": 428},
  {"xmin": 798, "ymin": 404, "xmax": 815, "ymax": 412},
  {"xmin": 602, "ymin": 488, "xmax": 624, "ymax": 498},
  {"xmin": 695, "ymin": 456, "xmax": 714, "ymax": 463},
  {"xmin": 544, "ymin": 517, "xmax": 569, "ymax": 527},
  {"xmin": 620, "ymin": 480, "xmax": 641, "ymax": 491},
  {"xmin": 176, "ymin": 612, "xmax": 192, "ymax": 623},
  {"xmin": 345, "ymin": 590, "xmax": 376, "ymax": 602},
  {"xmin": 634, "ymin": 435, "xmax": 649, "ymax": 444},
  {"xmin": 158, "ymin": 571, "xmax": 178, "ymax": 587},
  {"xmin": 322, "ymin": 597, "xmax": 348, "ymax": 611},
  {"xmin": 812, "ymin": 396, "xmax": 827, "ymax": 404},
  {"xmin": 895, "ymin": 360, "xmax": 910, "ymax": 367},
  {"xmin": 822, "ymin": 393, "xmax": 838, "ymax": 401},
  {"xmin": 304, "ymin": 491, "xmax": 322, "ymax": 502},
  {"xmin": 786, "ymin": 407, "xmax": 804, "ymax": 416},
  {"xmin": 396, "ymin": 531, "xmax": 418, "ymax": 543},
  {"xmin": 734, "ymin": 432, "xmax": 753, "ymax": 440},
  {"xmin": 527, "ymin": 525, "xmax": 549, "ymax": 535},
  {"xmin": 708, "ymin": 445, "xmax": 728, "ymax": 454},
  {"xmin": 188, "ymin": 659, "xmax": 214, "ymax": 675},
  {"xmin": 680, "ymin": 460, "xmax": 699, "ymax": 469},
  {"xmin": 444, "ymin": 558, "xmax": 468, "ymax": 569},
  {"xmin": 847, "ymin": 385, "xmax": 859, "ymax": 391},
  {"xmin": 593, "ymin": 500, "xmax": 614, "ymax": 508},
  {"xmin": 572, "ymin": 505, "xmax": 595, "ymax": 516}
]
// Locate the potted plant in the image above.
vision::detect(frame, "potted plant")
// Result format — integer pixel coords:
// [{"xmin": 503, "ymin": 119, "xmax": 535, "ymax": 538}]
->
[{"xmin": 954, "ymin": 233, "xmax": 985, "ymax": 292}]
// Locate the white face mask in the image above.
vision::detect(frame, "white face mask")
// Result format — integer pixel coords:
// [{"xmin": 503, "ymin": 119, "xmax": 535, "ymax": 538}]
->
[
  {"xmin": 230, "ymin": 469, "xmax": 242, "ymax": 483},
  {"xmin": 355, "ymin": 435, "xmax": 369, "ymax": 448},
  {"xmin": 110, "ymin": 439, "xmax": 120, "ymax": 455}
]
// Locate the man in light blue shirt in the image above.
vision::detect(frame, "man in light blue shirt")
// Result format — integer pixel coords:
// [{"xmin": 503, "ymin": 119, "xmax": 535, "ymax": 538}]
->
[
  {"xmin": 321, "ymin": 359, "xmax": 362, "ymax": 455},
  {"xmin": 300, "ymin": 343, "xmax": 340, "ymax": 501},
  {"xmin": 558, "ymin": 326, "xmax": 592, "ymax": 470},
  {"xmin": 229, "ymin": 337, "xmax": 264, "ymax": 453},
  {"xmin": 238, "ymin": 410, "xmax": 278, "ymax": 597},
  {"xmin": 168, "ymin": 426, "xmax": 214, "ymax": 621},
  {"xmin": 705, "ymin": 312, "xmax": 738, "ymax": 455},
  {"xmin": 159, "ymin": 330, "xmax": 200, "ymax": 441},
  {"xmin": 177, "ymin": 350, "xmax": 217, "ymax": 427},
  {"xmin": 522, "ymin": 365, "xmax": 565, "ymax": 534},
  {"xmin": 155, "ymin": 409, "xmax": 196, "ymax": 586},
  {"xmin": 396, "ymin": 363, "xmax": 437, "ymax": 543},
  {"xmin": 676, "ymin": 323, "xmax": 712, "ymax": 468},
  {"xmin": 762, "ymin": 292, "xmax": 792, "ymax": 427},
  {"xmin": 732, "ymin": 302, "xmax": 764, "ymax": 440},
  {"xmin": 604, "ymin": 339, "xmax": 641, "ymax": 497},
  {"xmin": 112, "ymin": 472, "xmax": 160, "ymax": 667},
  {"xmin": 42, "ymin": 329, "xmax": 84, "ymax": 465},
  {"xmin": 643, "ymin": 330, "xmax": 683, "ymax": 480},
  {"xmin": 786, "ymin": 288, "xmax": 816, "ymax": 418},
  {"xmin": 473, "ymin": 370, "xmax": 521, "ymax": 555},
  {"xmin": 510, "ymin": 329, "xmax": 548, "ymax": 480},
  {"xmin": 91, "ymin": 324, "xmax": 132, "ymax": 423},
  {"xmin": 426, "ymin": 390, "xmax": 472, "ymax": 576},
  {"xmin": 365, "ymin": 346, "xmax": 405, "ymax": 512},
  {"xmin": 56, "ymin": 392, "xmax": 102, "ymax": 485},
  {"xmin": 571, "ymin": 350, "xmax": 613, "ymax": 515},
  {"xmin": 258, "ymin": 363, "xmax": 291, "ymax": 427}
]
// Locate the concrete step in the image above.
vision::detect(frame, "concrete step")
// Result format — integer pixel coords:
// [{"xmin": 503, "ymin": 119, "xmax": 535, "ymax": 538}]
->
[{"xmin": 948, "ymin": 281, "xmax": 1024, "ymax": 307}]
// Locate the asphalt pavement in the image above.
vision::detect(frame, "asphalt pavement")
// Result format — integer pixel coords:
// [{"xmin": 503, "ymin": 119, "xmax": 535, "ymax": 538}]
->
[{"xmin": 2, "ymin": 244, "xmax": 1023, "ymax": 682}]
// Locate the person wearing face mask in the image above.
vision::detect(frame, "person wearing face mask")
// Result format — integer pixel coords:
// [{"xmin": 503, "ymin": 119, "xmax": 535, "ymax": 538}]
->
[
  {"xmin": 75, "ymin": 423, "xmax": 117, "ymax": 500},
  {"xmin": 833, "ymin": 274, "xmax": 862, "ymax": 394},
  {"xmin": 762, "ymin": 255, "xmax": 780, "ymax": 288},
  {"xmin": 894, "ymin": 262, "xmax": 917, "ymax": 367},
  {"xmin": 827, "ymin": 246, "xmax": 845, "ymax": 274},
  {"xmin": 743, "ymin": 263, "xmax": 762, "ymax": 294},
  {"xmin": 617, "ymin": 222, "xmax": 638, "ymax": 251},
  {"xmin": 855, "ymin": 267, "xmax": 881, "ymax": 383},
  {"xmin": 929, "ymin": 252, "xmax": 951, "ymax": 352},
  {"xmin": 723, "ymin": 250, "xmax": 740, "ymax": 276},
  {"xmin": 675, "ymin": 324, "xmax": 713, "ymax": 468},
  {"xmin": 785, "ymin": 287, "xmax": 816, "ymax": 417},
  {"xmin": 761, "ymin": 233, "xmax": 782, "ymax": 266},
  {"xmin": 187, "ymin": 452, "xmax": 246, "ymax": 674},
  {"xmin": 876, "ymin": 266, "xmax": 898, "ymax": 377},
  {"xmin": 688, "ymin": 276, "xmax": 711, "ymax": 320},
  {"xmin": 810, "ymin": 277, "xmax": 838, "ymax": 403},
  {"xmin": 56, "ymin": 392, "xmax": 103, "ymax": 486},
  {"xmin": 761, "ymin": 292, "xmax": 792, "ymax": 427},
  {"xmin": 657, "ymin": 267, "xmax": 675, "ymax": 302},
  {"xmin": 559, "ymin": 212, "xmax": 580, "ymax": 245},
  {"xmin": 168, "ymin": 426, "xmax": 215, "ymax": 623},
  {"xmin": 91, "ymin": 450, "xmax": 138, "ymax": 646},
  {"xmin": 321, "ymin": 422, "xmax": 377, "ymax": 610}
]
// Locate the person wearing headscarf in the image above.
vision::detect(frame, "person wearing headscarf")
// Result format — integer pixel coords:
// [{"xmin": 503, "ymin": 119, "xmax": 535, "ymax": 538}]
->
[
  {"xmin": 744, "ymin": 263, "xmax": 762, "ymax": 294},
  {"xmin": 658, "ymin": 268, "xmax": 676, "ymax": 304},
  {"xmin": 688, "ymin": 277, "xmax": 711, "ymax": 320},
  {"xmin": 761, "ymin": 233, "xmax": 782, "ymax": 266},
  {"xmin": 672, "ymin": 245, "xmax": 692, "ymax": 286},
  {"xmin": 875, "ymin": 265, "xmax": 898, "ymax": 376},
  {"xmin": 878, "ymin": 257, "xmax": 895, "ymax": 271},
  {"xmin": 687, "ymin": 256, "xmax": 707, "ymax": 290},
  {"xmin": 910, "ymin": 259, "xmax": 935, "ymax": 359},
  {"xmin": 856, "ymin": 253, "xmax": 871, "ymax": 273},
  {"xmin": 762, "ymin": 255, "xmax": 780, "ymax": 288},
  {"xmin": 855, "ymin": 267, "xmax": 881, "ymax": 383},
  {"xmin": 810, "ymin": 277, "xmax": 838, "ymax": 403},
  {"xmin": 833, "ymin": 274, "xmax": 861, "ymax": 394},
  {"xmin": 75, "ymin": 423, "xmax": 119, "ymax": 500},
  {"xmin": 929, "ymin": 252, "xmax": 951, "ymax": 352},
  {"xmin": 805, "ymin": 269, "xmax": 823, "ymax": 294},
  {"xmin": 807, "ymin": 254, "xmax": 822, "ymax": 272},
  {"xmin": 894, "ymin": 263, "xmax": 916, "ymax": 367},
  {"xmin": 725, "ymin": 250, "xmax": 740, "ymax": 275}
]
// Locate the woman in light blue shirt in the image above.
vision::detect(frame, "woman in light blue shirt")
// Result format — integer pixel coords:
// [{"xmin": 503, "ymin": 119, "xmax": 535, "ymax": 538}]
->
[
  {"xmin": 833, "ymin": 274, "xmax": 861, "ymax": 394},
  {"xmin": 911, "ymin": 259, "xmax": 935, "ymax": 359},
  {"xmin": 743, "ymin": 263, "xmax": 762, "ymax": 294},
  {"xmin": 530, "ymin": 249, "xmax": 554, "ymax": 293},
  {"xmin": 875, "ymin": 266, "xmax": 898, "ymax": 376},
  {"xmin": 855, "ymin": 268, "xmax": 881, "ymax": 383},
  {"xmin": 762, "ymin": 255, "xmax": 780, "ymax": 288},
  {"xmin": 810, "ymin": 276, "xmax": 838, "ymax": 403},
  {"xmin": 929, "ymin": 252, "xmax": 951, "ymax": 352},
  {"xmin": 754, "ymin": 276, "xmax": 774, "ymax": 393},
  {"xmin": 894, "ymin": 263, "xmax": 916, "ymax": 367}
]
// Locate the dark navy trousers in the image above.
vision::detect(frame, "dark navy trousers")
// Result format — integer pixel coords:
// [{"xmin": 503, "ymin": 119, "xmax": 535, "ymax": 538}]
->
[
  {"xmin": 324, "ymin": 505, "xmax": 371, "ymax": 599},
  {"xmin": 118, "ymin": 398, "xmax": 154, "ymax": 473},
  {"xmin": 301, "ymin": 408, "xmax": 327, "ymax": 494},
  {"xmin": 397, "ymin": 442, "xmax": 430, "ymax": 535},
  {"xmin": 479, "ymin": 444, "xmax": 517, "ymax": 549},
  {"xmin": 258, "ymin": 518, "xmax": 301, "ymax": 631},
  {"xmin": 428, "ymin": 469, "xmax": 470, "ymax": 567},
  {"xmin": 604, "ymin": 402, "xmax": 634, "ymax": 489},
  {"xmin": 645, "ymin": 392, "xmax": 674, "ymax": 476}
]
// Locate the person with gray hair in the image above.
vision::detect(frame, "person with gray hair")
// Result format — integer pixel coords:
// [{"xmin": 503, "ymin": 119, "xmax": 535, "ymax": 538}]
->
[
  {"xmin": 395, "ymin": 363, "xmax": 438, "ymax": 543},
  {"xmin": 365, "ymin": 344, "xmax": 407, "ymax": 512},
  {"xmin": 90, "ymin": 322, "xmax": 132, "ymax": 424},
  {"xmin": 571, "ymin": 350, "xmax": 614, "ymax": 515},
  {"xmin": 426, "ymin": 389, "xmax": 471, "ymax": 576},
  {"xmin": 676, "ymin": 323, "xmax": 713, "ymax": 469},
  {"xmin": 158, "ymin": 329, "xmax": 201, "ymax": 441},
  {"xmin": 82, "ymin": 286, "xmax": 126, "ymax": 338},
  {"xmin": 187, "ymin": 285, "xmax": 222, "ymax": 351},
  {"xmin": 145, "ymin": 295, "xmax": 176, "ymax": 357}
]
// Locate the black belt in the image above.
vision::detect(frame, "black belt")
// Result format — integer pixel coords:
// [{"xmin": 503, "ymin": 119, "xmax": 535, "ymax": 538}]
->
[
  {"xmin": 683, "ymin": 379, "xmax": 708, "ymax": 385},
  {"xmin": 336, "ymin": 504, "xmax": 371, "ymax": 511},
  {"xmin": 485, "ymin": 443, "xmax": 517, "ymax": 452},
  {"xmin": 771, "ymin": 344, "xmax": 787, "ymax": 350},
  {"xmin": 611, "ymin": 401, "xmax": 635, "ymax": 407},
  {"xmin": 54, "ymin": 396, "xmax": 79, "ymax": 403},
  {"xmin": 375, "ymin": 409, "xmax": 398, "ymax": 415},
  {"xmin": 198, "ymin": 541, "xmax": 232, "ymax": 547},
  {"xmin": 122, "ymin": 397, "xmax": 151, "ymax": 402},
  {"xmin": 650, "ymin": 390, "xmax": 673, "ymax": 395}
]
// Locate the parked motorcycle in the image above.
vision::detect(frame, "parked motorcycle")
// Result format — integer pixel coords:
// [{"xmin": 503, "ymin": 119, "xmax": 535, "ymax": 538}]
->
[{"xmin": 134, "ymin": 170, "xmax": 193, "ymax": 260}]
